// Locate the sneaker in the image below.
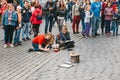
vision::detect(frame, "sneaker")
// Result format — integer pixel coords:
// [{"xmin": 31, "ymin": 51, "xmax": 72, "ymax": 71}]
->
[
  {"xmin": 96, "ymin": 33, "xmax": 100, "ymax": 36},
  {"xmin": 22, "ymin": 38, "xmax": 26, "ymax": 41},
  {"xmin": 28, "ymin": 48, "xmax": 34, "ymax": 52},
  {"xmin": 10, "ymin": 44, "xmax": 14, "ymax": 48},
  {"xmin": 4, "ymin": 44, "xmax": 7, "ymax": 48},
  {"xmin": 26, "ymin": 37, "xmax": 31, "ymax": 40}
]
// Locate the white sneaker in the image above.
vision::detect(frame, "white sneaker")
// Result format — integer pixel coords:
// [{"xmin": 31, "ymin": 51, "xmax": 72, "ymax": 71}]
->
[
  {"xmin": 4, "ymin": 44, "xmax": 7, "ymax": 48},
  {"xmin": 10, "ymin": 44, "xmax": 14, "ymax": 48}
]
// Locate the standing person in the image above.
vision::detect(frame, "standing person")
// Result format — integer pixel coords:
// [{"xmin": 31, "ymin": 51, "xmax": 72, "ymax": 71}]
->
[
  {"xmin": 28, "ymin": 33, "xmax": 54, "ymax": 52},
  {"xmin": 101, "ymin": 0, "xmax": 109, "ymax": 35},
  {"xmin": 30, "ymin": 4, "xmax": 42, "ymax": 37},
  {"xmin": 44, "ymin": 0, "xmax": 55, "ymax": 34},
  {"xmin": 14, "ymin": 6, "xmax": 23, "ymax": 46},
  {"xmin": 57, "ymin": 0, "xmax": 66, "ymax": 32},
  {"xmin": 22, "ymin": 0, "xmax": 32, "ymax": 41},
  {"xmin": 80, "ymin": 0, "xmax": 86, "ymax": 33},
  {"xmin": 52, "ymin": 0, "xmax": 59, "ymax": 26},
  {"xmin": 82, "ymin": 5, "xmax": 93, "ymax": 37},
  {"xmin": 104, "ymin": 2, "xmax": 113, "ymax": 37},
  {"xmin": 91, "ymin": 0, "xmax": 101, "ymax": 37},
  {"xmin": 112, "ymin": 8, "xmax": 119, "ymax": 36},
  {"xmin": 65, "ymin": 0, "xmax": 72, "ymax": 23},
  {"xmin": 2, "ymin": 4, "xmax": 18, "ymax": 48},
  {"xmin": 0, "ymin": 0, "xmax": 8, "ymax": 24},
  {"xmin": 72, "ymin": 0, "xmax": 80, "ymax": 34}
]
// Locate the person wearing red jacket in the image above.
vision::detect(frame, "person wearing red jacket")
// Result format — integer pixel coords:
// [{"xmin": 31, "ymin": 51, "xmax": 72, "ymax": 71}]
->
[{"xmin": 30, "ymin": 4, "xmax": 42, "ymax": 37}]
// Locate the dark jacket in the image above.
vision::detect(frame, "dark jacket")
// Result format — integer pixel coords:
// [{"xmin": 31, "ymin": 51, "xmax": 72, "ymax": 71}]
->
[
  {"xmin": 22, "ymin": 7, "xmax": 32, "ymax": 22},
  {"xmin": 44, "ymin": 1, "xmax": 55, "ymax": 16},
  {"xmin": 113, "ymin": 13, "xmax": 119, "ymax": 21},
  {"xmin": 57, "ymin": 8, "xmax": 66, "ymax": 18}
]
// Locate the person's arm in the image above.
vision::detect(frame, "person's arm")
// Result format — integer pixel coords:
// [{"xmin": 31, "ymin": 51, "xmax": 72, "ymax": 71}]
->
[{"xmin": 39, "ymin": 44, "xmax": 50, "ymax": 51}]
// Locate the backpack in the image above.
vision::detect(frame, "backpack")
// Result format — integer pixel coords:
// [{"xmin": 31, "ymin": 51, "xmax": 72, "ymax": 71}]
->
[{"xmin": 36, "ymin": 13, "xmax": 42, "ymax": 20}]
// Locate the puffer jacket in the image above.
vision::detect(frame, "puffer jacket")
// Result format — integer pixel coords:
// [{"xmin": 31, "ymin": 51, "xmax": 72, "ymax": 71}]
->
[{"xmin": 30, "ymin": 8, "xmax": 42, "ymax": 24}]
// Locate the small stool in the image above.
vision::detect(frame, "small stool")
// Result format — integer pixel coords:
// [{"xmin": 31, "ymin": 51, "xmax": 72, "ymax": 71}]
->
[{"xmin": 70, "ymin": 52, "xmax": 80, "ymax": 63}]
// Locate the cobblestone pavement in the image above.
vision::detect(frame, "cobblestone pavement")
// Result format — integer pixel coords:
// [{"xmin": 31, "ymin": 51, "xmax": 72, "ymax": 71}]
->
[{"xmin": 0, "ymin": 21, "xmax": 120, "ymax": 80}]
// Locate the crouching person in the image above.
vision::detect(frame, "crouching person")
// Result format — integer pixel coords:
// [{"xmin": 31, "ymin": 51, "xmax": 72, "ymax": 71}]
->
[
  {"xmin": 56, "ymin": 25, "xmax": 75, "ymax": 49},
  {"xmin": 28, "ymin": 32, "xmax": 54, "ymax": 52}
]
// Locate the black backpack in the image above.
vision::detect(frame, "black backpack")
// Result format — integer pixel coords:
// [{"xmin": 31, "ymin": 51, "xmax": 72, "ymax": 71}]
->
[{"xmin": 36, "ymin": 13, "xmax": 42, "ymax": 20}]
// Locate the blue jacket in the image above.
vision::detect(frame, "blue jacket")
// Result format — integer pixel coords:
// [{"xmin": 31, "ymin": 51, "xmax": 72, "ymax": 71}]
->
[
  {"xmin": 2, "ymin": 10, "xmax": 17, "ymax": 26},
  {"xmin": 91, "ymin": 1, "xmax": 101, "ymax": 17}
]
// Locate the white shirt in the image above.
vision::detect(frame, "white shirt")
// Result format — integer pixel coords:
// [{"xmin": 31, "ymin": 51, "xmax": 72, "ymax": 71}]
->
[{"xmin": 84, "ymin": 11, "xmax": 93, "ymax": 23}]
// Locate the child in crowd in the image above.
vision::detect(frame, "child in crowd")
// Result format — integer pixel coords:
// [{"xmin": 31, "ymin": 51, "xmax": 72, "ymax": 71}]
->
[
  {"xmin": 56, "ymin": 25, "xmax": 74, "ymax": 49},
  {"xmin": 112, "ymin": 8, "xmax": 120, "ymax": 36},
  {"xmin": 104, "ymin": 2, "xmax": 113, "ymax": 37},
  {"xmin": 14, "ymin": 6, "xmax": 22, "ymax": 46},
  {"xmin": 82, "ymin": 5, "xmax": 93, "ymax": 37},
  {"xmin": 28, "ymin": 33, "xmax": 54, "ymax": 52}
]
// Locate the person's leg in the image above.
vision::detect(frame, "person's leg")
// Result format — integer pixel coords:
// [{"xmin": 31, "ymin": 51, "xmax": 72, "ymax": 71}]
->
[
  {"xmin": 92, "ymin": 16, "xmax": 97, "ymax": 36},
  {"xmin": 81, "ymin": 19, "xmax": 85, "ymax": 32},
  {"xmin": 112, "ymin": 21, "xmax": 115, "ymax": 35},
  {"xmin": 22, "ymin": 22, "xmax": 26, "ymax": 39},
  {"xmin": 95, "ymin": 17, "xmax": 100, "ymax": 35},
  {"xmin": 32, "ymin": 42, "xmax": 39, "ymax": 51},
  {"xmin": 9, "ymin": 26, "xmax": 14, "ymax": 44},
  {"xmin": 116, "ymin": 22, "xmax": 119, "ymax": 35},
  {"xmin": 68, "ymin": 12, "xmax": 72, "ymax": 23},
  {"xmin": 32, "ymin": 24, "xmax": 37, "ymax": 37},
  {"xmin": 72, "ymin": 16, "xmax": 76, "ymax": 33},
  {"xmin": 26, "ymin": 22, "xmax": 30, "ymax": 38},
  {"xmin": 4, "ymin": 25, "xmax": 9, "ymax": 44},
  {"xmin": 49, "ymin": 15, "xmax": 54, "ymax": 32},
  {"xmin": 14, "ymin": 30, "xmax": 18, "ymax": 44},
  {"xmin": 59, "ymin": 19, "xmax": 64, "ymax": 32},
  {"xmin": 36, "ymin": 24, "xmax": 40, "ymax": 36},
  {"xmin": 45, "ymin": 15, "xmax": 49, "ymax": 34},
  {"xmin": 101, "ymin": 16, "xmax": 105, "ymax": 34},
  {"xmin": 64, "ymin": 41, "xmax": 75, "ymax": 49},
  {"xmin": 76, "ymin": 16, "xmax": 80, "ymax": 33},
  {"xmin": 108, "ymin": 20, "xmax": 111, "ymax": 34},
  {"xmin": 85, "ymin": 23, "xmax": 89, "ymax": 36},
  {"xmin": 57, "ymin": 18, "xmax": 61, "ymax": 32}
]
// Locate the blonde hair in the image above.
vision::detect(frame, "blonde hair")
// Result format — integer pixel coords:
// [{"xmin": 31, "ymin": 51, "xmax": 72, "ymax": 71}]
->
[
  {"xmin": 85, "ymin": 5, "xmax": 90, "ymax": 11},
  {"xmin": 45, "ymin": 32, "xmax": 54, "ymax": 45},
  {"xmin": 62, "ymin": 25, "xmax": 68, "ymax": 31}
]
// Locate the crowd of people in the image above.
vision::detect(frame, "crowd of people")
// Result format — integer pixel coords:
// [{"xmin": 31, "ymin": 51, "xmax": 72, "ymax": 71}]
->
[{"xmin": 0, "ymin": 0, "xmax": 120, "ymax": 52}]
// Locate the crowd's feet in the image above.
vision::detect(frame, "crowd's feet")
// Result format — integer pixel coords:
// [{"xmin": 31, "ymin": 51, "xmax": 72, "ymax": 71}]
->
[
  {"xmin": 73, "ymin": 31, "xmax": 80, "ymax": 34},
  {"xmin": 22, "ymin": 37, "xmax": 31, "ymax": 41},
  {"xmin": 4, "ymin": 43, "xmax": 14, "ymax": 48},
  {"xmin": 14, "ymin": 41, "xmax": 22, "ymax": 46}
]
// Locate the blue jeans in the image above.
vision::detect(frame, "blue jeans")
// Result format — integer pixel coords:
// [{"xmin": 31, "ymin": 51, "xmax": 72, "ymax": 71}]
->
[
  {"xmin": 65, "ymin": 12, "xmax": 72, "ymax": 22},
  {"xmin": 14, "ymin": 28, "xmax": 21, "ymax": 43},
  {"xmin": 92, "ymin": 16, "xmax": 100, "ymax": 36},
  {"xmin": 105, "ymin": 20, "xmax": 111, "ymax": 34},
  {"xmin": 45, "ymin": 15, "xmax": 54, "ymax": 34},
  {"xmin": 22, "ymin": 22, "xmax": 30, "ymax": 39},
  {"xmin": 32, "ymin": 42, "xmax": 46, "ymax": 51},
  {"xmin": 112, "ymin": 21, "xmax": 119, "ymax": 35},
  {"xmin": 81, "ymin": 19, "xmax": 85, "ymax": 32}
]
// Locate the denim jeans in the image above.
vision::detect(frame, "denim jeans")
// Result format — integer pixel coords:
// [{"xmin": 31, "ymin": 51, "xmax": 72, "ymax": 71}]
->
[
  {"xmin": 83, "ymin": 22, "xmax": 90, "ymax": 36},
  {"xmin": 65, "ymin": 12, "xmax": 72, "ymax": 22},
  {"xmin": 22, "ymin": 22, "xmax": 30, "ymax": 39},
  {"xmin": 32, "ymin": 42, "xmax": 46, "ymax": 51},
  {"xmin": 81, "ymin": 19, "xmax": 85, "ymax": 32},
  {"xmin": 45, "ymin": 15, "xmax": 54, "ymax": 34},
  {"xmin": 112, "ymin": 21, "xmax": 119, "ymax": 35},
  {"xmin": 92, "ymin": 16, "xmax": 100, "ymax": 36},
  {"xmin": 14, "ymin": 28, "xmax": 21, "ymax": 43}
]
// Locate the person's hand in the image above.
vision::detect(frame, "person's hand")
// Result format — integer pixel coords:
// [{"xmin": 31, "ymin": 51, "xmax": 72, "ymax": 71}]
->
[
  {"xmin": 8, "ymin": 18, "xmax": 12, "ymax": 21},
  {"xmin": 44, "ymin": 48, "xmax": 50, "ymax": 52},
  {"xmin": 60, "ymin": 40, "xmax": 64, "ymax": 43},
  {"xmin": 49, "ymin": 7, "xmax": 53, "ymax": 10}
]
